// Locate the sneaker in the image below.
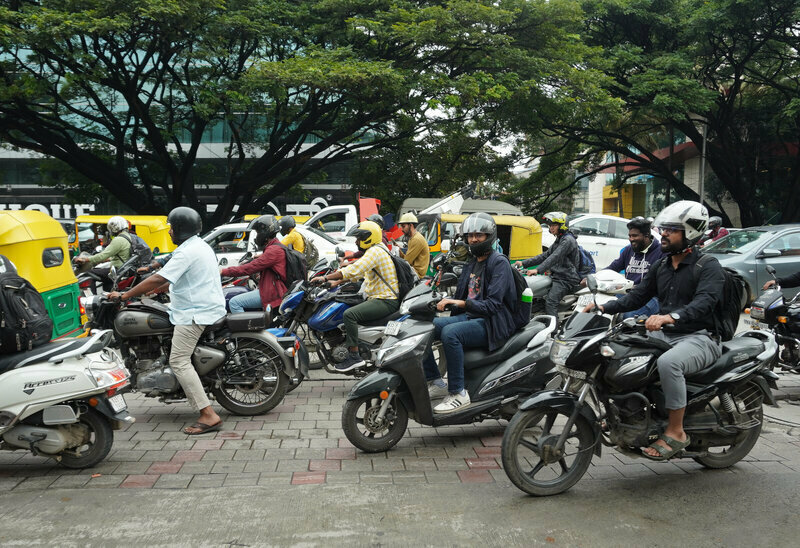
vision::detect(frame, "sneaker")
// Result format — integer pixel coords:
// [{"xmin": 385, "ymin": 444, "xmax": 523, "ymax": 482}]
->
[
  {"xmin": 335, "ymin": 352, "xmax": 366, "ymax": 372},
  {"xmin": 433, "ymin": 391, "xmax": 471, "ymax": 414},
  {"xmin": 427, "ymin": 381, "xmax": 448, "ymax": 400}
]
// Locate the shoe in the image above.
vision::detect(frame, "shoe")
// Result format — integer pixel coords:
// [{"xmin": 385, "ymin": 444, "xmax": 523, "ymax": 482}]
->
[
  {"xmin": 335, "ymin": 352, "xmax": 366, "ymax": 372},
  {"xmin": 433, "ymin": 391, "xmax": 471, "ymax": 414},
  {"xmin": 427, "ymin": 381, "xmax": 448, "ymax": 400}
]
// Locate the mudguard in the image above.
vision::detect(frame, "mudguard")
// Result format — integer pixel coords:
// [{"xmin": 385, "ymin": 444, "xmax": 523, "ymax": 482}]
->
[
  {"xmin": 230, "ymin": 330, "xmax": 298, "ymax": 377},
  {"xmin": 752, "ymin": 373, "xmax": 778, "ymax": 406},
  {"xmin": 348, "ymin": 371, "xmax": 403, "ymax": 400},
  {"xmin": 519, "ymin": 389, "xmax": 602, "ymax": 456},
  {"xmin": 268, "ymin": 327, "xmax": 309, "ymax": 377}
]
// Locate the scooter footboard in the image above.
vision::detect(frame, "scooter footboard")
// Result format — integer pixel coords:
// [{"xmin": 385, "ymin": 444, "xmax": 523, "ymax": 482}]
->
[{"xmin": 519, "ymin": 390, "xmax": 602, "ymax": 456}]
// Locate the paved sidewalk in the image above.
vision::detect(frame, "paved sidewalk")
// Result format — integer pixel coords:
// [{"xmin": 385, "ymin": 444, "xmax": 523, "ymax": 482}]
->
[{"xmin": 1, "ymin": 369, "xmax": 799, "ymax": 493}]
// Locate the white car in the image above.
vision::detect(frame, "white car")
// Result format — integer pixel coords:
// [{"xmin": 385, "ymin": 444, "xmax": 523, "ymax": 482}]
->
[
  {"xmin": 566, "ymin": 214, "xmax": 659, "ymax": 269},
  {"xmin": 202, "ymin": 223, "xmax": 357, "ymax": 267}
]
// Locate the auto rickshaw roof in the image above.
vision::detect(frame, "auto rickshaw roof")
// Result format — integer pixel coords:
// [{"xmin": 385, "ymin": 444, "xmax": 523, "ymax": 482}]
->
[
  {"xmin": 440, "ymin": 213, "xmax": 542, "ymax": 231},
  {"xmin": 0, "ymin": 210, "xmax": 68, "ymax": 243},
  {"xmin": 75, "ymin": 215, "xmax": 169, "ymax": 230}
]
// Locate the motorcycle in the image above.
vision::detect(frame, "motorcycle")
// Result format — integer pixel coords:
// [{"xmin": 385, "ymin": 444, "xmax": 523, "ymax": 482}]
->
[
  {"xmin": 340, "ymin": 290, "xmax": 557, "ymax": 453},
  {"xmin": 81, "ymin": 294, "xmax": 308, "ymax": 415},
  {"xmin": 747, "ymin": 265, "xmax": 800, "ymax": 373},
  {"xmin": 0, "ymin": 329, "xmax": 134, "ymax": 468},
  {"xmin": 500, "ymin": 275, "xmax": 780, "ymax": 496}
]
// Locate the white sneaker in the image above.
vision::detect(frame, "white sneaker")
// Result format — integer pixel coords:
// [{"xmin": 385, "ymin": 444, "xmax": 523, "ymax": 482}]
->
[
  {"xmin": 427, "ymin": 381, "xmax": 448, "ymax": 400},
  {"xmin": 433, "ymin": 391, "xmax": 471, "ymax": 414}
]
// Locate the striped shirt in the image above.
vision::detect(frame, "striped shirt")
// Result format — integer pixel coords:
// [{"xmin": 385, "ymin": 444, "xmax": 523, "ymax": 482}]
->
[{"xmin": 340, "ymin": 244, "xmax": 399, "ymax": 300}]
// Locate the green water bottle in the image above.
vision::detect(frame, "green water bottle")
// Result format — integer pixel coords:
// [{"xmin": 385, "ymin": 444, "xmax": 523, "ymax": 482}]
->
[{"xmin": 521, "ymin": 287, "xmax": 533, "ymax": 304}]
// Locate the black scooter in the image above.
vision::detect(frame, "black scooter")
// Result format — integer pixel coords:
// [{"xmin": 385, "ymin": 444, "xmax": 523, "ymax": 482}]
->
[
  {"xmin": 341, "ymin": 291, "xmax": 557, "ymax": 452},
  {"xmin": 748, "ymin": 265, "xmax": 800, "ymax": 372}
]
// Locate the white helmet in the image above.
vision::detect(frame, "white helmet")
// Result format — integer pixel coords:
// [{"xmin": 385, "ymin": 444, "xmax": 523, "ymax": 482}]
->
[
  {"xmin": 107, "ymin": 216, "xmax": 128, "ymax": 235},
  {"xmin": 654, "ymin": 201, "xmax": 708, "ymax": 245}
]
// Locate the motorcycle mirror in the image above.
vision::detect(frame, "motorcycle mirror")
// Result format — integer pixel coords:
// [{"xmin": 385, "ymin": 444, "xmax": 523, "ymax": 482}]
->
[
  {"xmin": 109, "ymin": 265, "xmax": 117, "ymax": 280},
  {"xmin": 586, "ymin": 275, "xmax": 598, "ymax": 294},
  {"xmin": 218, "ymin": 257, "xmax": 228, "ymax": 266},
  {"xmin": 335, "ymin": 246, "xmax": 345, "ymax": 258},
  {"xmin": 95, "ymin": 245, "xmax": 103, "ymax": 253},
  {"xmin": 152, "ymin": 247, "xmax": 160, "ymax": 254},
  {"xmin": 766, "ymin": 265, "xmax": 777, "ymax": 276}
]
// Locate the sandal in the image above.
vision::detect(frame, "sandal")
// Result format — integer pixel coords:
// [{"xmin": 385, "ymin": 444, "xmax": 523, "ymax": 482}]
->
[
  {"xmin": 184, "ymin": 421, "xmax": 223, "ymax": 436},
  {"xmin": 641, "ymin": 434, "xmax": 691, "ymax": 461}
]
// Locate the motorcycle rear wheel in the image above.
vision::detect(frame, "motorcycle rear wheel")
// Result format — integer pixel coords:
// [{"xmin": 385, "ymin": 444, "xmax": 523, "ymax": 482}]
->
[
  {"xmin": 501, "ymin": 407, "xmax": 594, "ymax": 496},
  {"xmin": 59, "ymin": 408, "xmax": 114, "ymax": 469},
  {"xmin": 342, "ymin": 395, "xmax": 408, "ymax": 453},
  {"xmin": 211, "ymin": 339, "xmax": 288, "ymax": 415}
]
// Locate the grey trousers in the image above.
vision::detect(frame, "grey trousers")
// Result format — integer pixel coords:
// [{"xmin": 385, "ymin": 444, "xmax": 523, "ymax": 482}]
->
[
  {"xmin": 170, "ymin": 323, "xmax": 212, "ymax": 412},
  {"xmin": 649, "ymin": 330, "xmax": 721, "ymax": 410}
]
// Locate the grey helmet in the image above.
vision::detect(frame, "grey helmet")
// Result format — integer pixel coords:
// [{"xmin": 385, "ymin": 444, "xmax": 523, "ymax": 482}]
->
[
  {"xmin": 248, "ymin": 215, "xmax": 280, "ymax": 248},
  {"xmin": 278, "ymin": 216, "xmax": 296, "ymax": 236},
  {"xmin": 461, "ymin": 212, "xmax": 497, "ymax": 257}
]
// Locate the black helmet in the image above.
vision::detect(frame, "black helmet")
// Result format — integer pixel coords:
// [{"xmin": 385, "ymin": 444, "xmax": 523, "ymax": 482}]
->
[
  {"xmin": 167, "ymin": 206, "xmax": 202, "ymax": 245},
  {"xmin": 366, "ymin": 214, "xmax": 385, "ymax": 230},
  {"xmin": 461, "ymin": 212, "xmax": 497, "ymax": 257},
  {"xmin": 248, "ymin": 214, "xmax": 280, "ymax": 247},
  {"xmin": 627, "ymin": 216, "xmax": 652, "ymax": 234},
  {"xmin": 709, "ymin": 216, "xmax": 722, "ymax": 229},
  {"xmin": 279, "ymin": 216, "xmax": 296, "ymax": 236}
]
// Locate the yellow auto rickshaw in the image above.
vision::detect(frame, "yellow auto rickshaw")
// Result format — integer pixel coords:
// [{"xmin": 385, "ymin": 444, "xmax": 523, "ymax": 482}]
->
[
  {"xmin": 0, "ymin": 210, "xmax": 86, "ymax": 339},
  {"xmin": 71, "ymin": 215, "xmax": 176, "ymax": 256}
]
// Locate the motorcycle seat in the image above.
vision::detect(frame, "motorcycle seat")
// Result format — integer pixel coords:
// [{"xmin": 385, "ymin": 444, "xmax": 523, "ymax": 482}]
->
[
  {"xmin": 359, "ymin": 311, "xmax": 403, "ymax": 327},
  {"xmin": 685, "ymin": 337, "xmax": 764, "ymax": 382},
  {"xmin": 0, "ymin": 339, "xmax": 89, "ymax": 374},
  {"xmin": 462, "ymin": 321, "xmax": 548, "ymax": 370}
]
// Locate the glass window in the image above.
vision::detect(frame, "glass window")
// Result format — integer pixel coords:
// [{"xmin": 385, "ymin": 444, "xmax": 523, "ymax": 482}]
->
[
  {"xmin": 572, "ymin": 217, "xmax": 610, "ymax": 237},
  {"xmin": 765, "ymin": 233, "xmax": 800, "ymax": 256},
  {"xmin": 311, "ymin": 212, "xmax": 347, "ymax": 233},
  {"xmin": 204, "ymin": 229, "xmax": 249, "ymax": 253},
  {"xmin": 703, "ymin": 229, "xmax": 775, "ymax": 255},
  {"xmin": 42, "ymin": 247, "xmax": 64, "ymax": 268},
  {"xmin": 612, "ymin": 220, "xmax": 629, "ymax": 239}
]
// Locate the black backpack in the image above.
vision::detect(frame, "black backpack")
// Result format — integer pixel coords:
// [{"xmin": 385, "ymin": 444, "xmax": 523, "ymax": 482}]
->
[
  {"xmin": 508, "ymin": 258, "xmax": 532, "ymax": 328},
  {"xmin": 119, "ymin": 232, "xmax": 153, "ymax": 267},
  {"xmin": 274, "ymin": 242, "xmax": 308, "ymax": 286},
  {"xmin": 374, "ymin": 247, "xmax": 417, "ymax": 300},
  {"xmin": 692, "ymin": 254, "xmax": 746, "ymax": 341},
  {"xmin": 0, "ymin": 257, "xmax": 54, "ymax": 354}
]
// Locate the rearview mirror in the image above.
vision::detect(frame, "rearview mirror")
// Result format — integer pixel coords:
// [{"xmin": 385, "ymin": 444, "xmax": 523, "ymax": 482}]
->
[
  {"xmin": 440, "ymin": 239, "xmax": 451, "ymax": 252},
  {"xmin": 152, "ymin": 247, "xmax": 159, "ymax": 255},
  {"xmin": 766, "ymin": 265, "xmax": 777, "ymax": 275},
  {"xmin": 586, "ymin": 275, "xmax": 598, "ymax": 294},
  {"xmin": 218, "ymin": 257, "xmax": 228, "ymax": 266},
  {"xmin": 757, "ymin": 248, "xmax": 782, "ymax": 259}
]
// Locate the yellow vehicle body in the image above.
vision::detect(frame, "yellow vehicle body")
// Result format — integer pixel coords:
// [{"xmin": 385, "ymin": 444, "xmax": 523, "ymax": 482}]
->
[
  {"xmin": 419, "ymin": 213, "xmax": 543, "ymax": 260},
  {"xmin": 72, "ymin": 215, "xmax": 176, "ymax": 255},
  {"xmin": 0, "ymin": 210, "xmax": 86, "ymax": 339}
]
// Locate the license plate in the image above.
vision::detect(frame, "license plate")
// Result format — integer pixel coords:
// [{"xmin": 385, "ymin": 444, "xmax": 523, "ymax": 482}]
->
[
  {"xmin": 743, "ymin": 318, "xmax": 770, "ymax": 330},
  {"xmin": 384, "ymin": 321, "xmax": 401, "ymax": 336},
  {"xmin": 108, "ymin": 394, "xmax": 127, "ymax": 413},
  {"xmin": 576, "ymin": 294, "xmax": 593, "ymax": 308}
]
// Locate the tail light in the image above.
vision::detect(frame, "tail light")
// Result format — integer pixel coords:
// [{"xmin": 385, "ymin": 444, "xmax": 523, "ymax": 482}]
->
[
  {"xmin": 79, "ymin": 279, "xmax": 91, "ymax": 289},
  {"xmin": 78, "ymin": 295, "xmax": 86, "ymax": 316}
]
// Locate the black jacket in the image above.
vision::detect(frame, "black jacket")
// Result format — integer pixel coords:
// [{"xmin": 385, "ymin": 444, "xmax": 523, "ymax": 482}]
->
[
  {"xmin": 602, "ymin": 249, "xmax": 724, "ymax": 334},
  {"xmin": 521, "ymin": 231, "xmax": 581, "ymax": 285},
  {"xmin": 778, "ymin": 271, "xmax": 800, "ymax": 288},
  {"xmin": 453, "ymin": 251, "xmax": 518, "ymax": 351}
]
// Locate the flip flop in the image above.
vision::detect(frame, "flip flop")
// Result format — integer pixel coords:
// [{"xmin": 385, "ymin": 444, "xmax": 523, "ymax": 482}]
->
[
  {"xmin": 641, "ymin": 434, "xmax": 691, "ymax": 461},
  {"xmin": 184, "ymin": 421, "xmax": 223, "ymax": 436}
]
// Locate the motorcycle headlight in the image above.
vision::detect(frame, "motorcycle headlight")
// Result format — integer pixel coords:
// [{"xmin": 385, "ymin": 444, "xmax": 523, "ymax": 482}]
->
[
  {"xmin": 549, "ymin": 339, "xmax": 577, "ymax": 366},
  {"xmin": 376, "ymin": 333, "xmax": 428, "ymax": 366}
]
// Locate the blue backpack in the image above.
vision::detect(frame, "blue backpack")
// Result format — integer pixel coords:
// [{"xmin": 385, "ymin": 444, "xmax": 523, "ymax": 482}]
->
[{"xmin": 577, "ymin": 246, "xmax": 596, "ymax": 276}]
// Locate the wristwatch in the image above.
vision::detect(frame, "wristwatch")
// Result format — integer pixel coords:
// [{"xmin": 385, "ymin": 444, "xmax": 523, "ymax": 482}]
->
[{"xmin": 669, "ymin": 312, "xmax": 681, "ymax": 321}]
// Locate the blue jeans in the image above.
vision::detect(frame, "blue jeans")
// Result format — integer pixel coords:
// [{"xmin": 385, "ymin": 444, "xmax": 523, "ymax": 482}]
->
[
  {"xmin": 622, "ymin": 297, "xmax": 660, "ymax": 320},
  {"xmin": 422, "ymin": 315, "xmax": 489, "ymax": 394},
  {"xmin": 229, "ymin": 289, "xmax": 263, "ymax": 313}
]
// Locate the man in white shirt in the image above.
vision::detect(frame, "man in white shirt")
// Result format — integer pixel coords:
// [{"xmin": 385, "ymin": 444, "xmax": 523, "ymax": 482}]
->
[{"xmin": 109, "ymin": 207, "xmax": 226, "ymax": 435}]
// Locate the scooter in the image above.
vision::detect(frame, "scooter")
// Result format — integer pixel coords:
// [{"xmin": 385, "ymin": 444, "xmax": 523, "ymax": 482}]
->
[
  {"xmin": 746, "ymin": 265, "xmax": 800, "ymax": 373},
  {"xmin": 571, "ymin": 269, "xmax": 634, "ymax": 316},
  {"xmin": 340, "ymin": 291, "xmax": 557, "ymax": 453},
  {"xmin": 0, "ymin": 329, "xmax": 134, "ymax": 468}
]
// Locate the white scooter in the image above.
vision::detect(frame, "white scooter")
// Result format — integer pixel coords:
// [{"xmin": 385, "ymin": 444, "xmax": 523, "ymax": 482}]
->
[
  {"xmin": 572, "ymin": 270, "xmax": 634, "ymax": 323},
  {"xmin": 0, "ymin": 330, "xmax": 134, "ymax": 468}
]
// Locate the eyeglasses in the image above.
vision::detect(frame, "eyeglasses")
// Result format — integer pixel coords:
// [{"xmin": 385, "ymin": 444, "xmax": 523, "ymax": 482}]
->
[{"xmin": 659, "ymin": 227, "xmax": 681, "ymax": 235}]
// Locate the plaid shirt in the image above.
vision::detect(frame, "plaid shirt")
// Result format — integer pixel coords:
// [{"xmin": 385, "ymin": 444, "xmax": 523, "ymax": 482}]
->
[{"xmin": 340, "ymin": 243, "xmax": 399, "ymax": 300}]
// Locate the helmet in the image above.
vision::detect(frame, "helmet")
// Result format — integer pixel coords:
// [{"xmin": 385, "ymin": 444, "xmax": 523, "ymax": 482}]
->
[
  {"xmin": 107, "ymin": 216, "xmax": 128, "ymax": 236},
  {"xmin": 627, "ymin": 216, "xmax": 652, "ymax": 234},
  {"xmin": 278, "ymin": 216, "xmax": 296, "ymax": 235},
  {"xmin": 397, "ymin": 212, "xmax": 418, "ymax": 225},
  {"xmin": 248, "ymin": 214, "xmax": 280, "ymax": 248},
  {"xmin": 709, "ymin": 216, "xmax": 722, "ymax": 229},
  {"xmin": 167, "ymin": 207, "xmax": 202, "ymax": 245},
  {"xmin": 654, "ymin": 200, "xmax": 709, "ymax": 246},
  {"xmin": 366, "ymin": 214, "xmax": 384, "ymax": 230},
  {"xmin": 542, "ymin": 211, "xmax": 568, "ymax": 231},
  {"xmin": 349, "ymin": 220, "xmax": 382, "ymax": 251},
  {"xmin": 461, "ymin": 212, "xmax": 497, "ymax": 257}
]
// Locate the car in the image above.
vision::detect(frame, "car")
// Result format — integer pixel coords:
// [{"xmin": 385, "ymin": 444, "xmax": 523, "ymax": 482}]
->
[
  {"xmin": 203, "ymin": 222, "xmax": 358, "ymax": 267},
  {"xmin": 702, "ymin": 224, "xmax": 800, "ymax": 304}
]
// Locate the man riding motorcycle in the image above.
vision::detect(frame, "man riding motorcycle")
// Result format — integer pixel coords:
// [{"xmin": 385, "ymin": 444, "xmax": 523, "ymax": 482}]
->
[
  {"xmin": 584, "ymin": 200, "xmax": 725, "ymax": 460},
  {"xmin": 74, "ymin": 216, "xmax": 132, "ymax": 291}
]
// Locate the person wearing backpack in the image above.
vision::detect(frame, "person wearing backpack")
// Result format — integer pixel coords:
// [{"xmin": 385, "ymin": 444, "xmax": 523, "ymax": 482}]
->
[
  {"xmin": 584, "ymin": 201, "xmax": 725, "ymax": 461},
  {"xmin": 419, "ymin": 213, "xmax": 520, "ymax": 414},
  {"xmin": 309, "ymin": 220, "xmax": 399, "ymax": 373},
  {"xmin": 514, "ymin": 211, "xmax": 582, "ymax": 325},
  {"xmin": 73, "ymin": 216, "xmax": 132, "ymax": 291},
  {"xmin": 599, "ymin": 216, "xmax": 664, "ymax": 319},
  {"xmin": 220, "ymin": 215, "xmax": 287, "ymax": 313},
  {"xmin": 279, "ymin": 216, "xmax": 305, "ymax": 253}
]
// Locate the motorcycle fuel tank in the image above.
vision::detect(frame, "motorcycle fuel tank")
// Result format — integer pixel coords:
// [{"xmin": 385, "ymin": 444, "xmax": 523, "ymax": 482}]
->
[
  {"xmin": 603, "ymin": 345, "xmax": 658, "ymax": 391},
  {"xmin": 308, "ymin": 301, "xmax": 348, "ymax": 332},
  {"xmin": 114, "ymin": 309, "xmax": 173, "ymax": 338}
]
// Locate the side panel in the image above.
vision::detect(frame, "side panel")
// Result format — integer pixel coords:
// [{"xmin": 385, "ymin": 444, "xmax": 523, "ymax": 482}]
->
[
  {"xmin": 42, "ymin": 284, "xmax": 83, "ymax": 339},
  {"xmin": 0, "ymin": 360, "xmax": 97, "ymax": 419}
]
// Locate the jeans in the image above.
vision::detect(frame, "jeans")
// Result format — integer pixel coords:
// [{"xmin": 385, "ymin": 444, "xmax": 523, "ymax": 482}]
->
[
  {"xmin": 622, "ymin": 297, "xmax": 660, "ymax": 320},
  {"xmin": 422, "ymin": 315, "xmax": 489, "ymax": 394},
  {"xmin": 228, "ymin": 289, "xmax": 263, "ymax": 313}
]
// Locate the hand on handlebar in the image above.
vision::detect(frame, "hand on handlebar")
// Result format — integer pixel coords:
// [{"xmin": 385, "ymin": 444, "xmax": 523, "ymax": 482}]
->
[
  {"xmin": 107, "ymin": 291, "xmax": 124, "ymax": 302},
  {"xmin": 436, "ymin": 298, "xmax": 464, "ymax": 312},
  {"xmin": 763, "ymin": 279, "xmax": 777, "ymax": 290},
  {"xmin": 644, "ymin": 314, "xmax": 675, "ymax": 331},
  {"xmin": 309, "ymin": 276, "xmax": 326, "ymax": 285},
  {"xmin": 583, "ymin": 302, "xmax": 603, "ymax": 313}
]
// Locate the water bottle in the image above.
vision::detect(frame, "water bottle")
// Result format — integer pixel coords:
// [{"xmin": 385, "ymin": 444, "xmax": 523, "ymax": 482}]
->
[{"xmin": 521, "ymin": 287, "xmax": 533, "ymax": 304}]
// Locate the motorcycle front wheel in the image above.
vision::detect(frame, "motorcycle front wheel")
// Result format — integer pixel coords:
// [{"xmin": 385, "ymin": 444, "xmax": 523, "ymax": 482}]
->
[
  {"xmin": 501, "ymin": 407, "xmax": 595, "ymax": 496},
  {"xmin": 211, "ymin": 339, "xmax": 288, "ymax": 415},
  {"xmin": 59, "ymin": 407, "xmax": 114, "ymax": 469},
  {"xmin": 342, "ymin": 395, "xmax": 408, "ymax": 453}
]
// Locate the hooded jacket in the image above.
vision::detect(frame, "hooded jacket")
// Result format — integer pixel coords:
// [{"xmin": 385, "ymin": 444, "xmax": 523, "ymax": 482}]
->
[{"xmin": 521, "ymin": 231, "xmax": 581, "ymax": 285}]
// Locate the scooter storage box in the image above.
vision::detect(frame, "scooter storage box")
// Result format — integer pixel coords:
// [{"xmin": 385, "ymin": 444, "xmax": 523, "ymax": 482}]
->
[{"xmin": 227, "ymin": 311, "xmax": 269, "ymax": 331}]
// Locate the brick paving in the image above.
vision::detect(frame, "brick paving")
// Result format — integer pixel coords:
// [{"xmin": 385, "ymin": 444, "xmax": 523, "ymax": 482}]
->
[{"xmin": 1, "ymin": 370, "xmax": 799, "ymax": 492}]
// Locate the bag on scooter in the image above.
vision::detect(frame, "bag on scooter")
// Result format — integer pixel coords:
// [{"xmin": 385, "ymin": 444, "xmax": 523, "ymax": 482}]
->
[{"xmin": 0, "ymin": 259, "xmax": 53, "ymax": 353}]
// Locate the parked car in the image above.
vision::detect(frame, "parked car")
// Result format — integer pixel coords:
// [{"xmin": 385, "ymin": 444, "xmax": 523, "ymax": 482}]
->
[
  {"xmin": 203, "ymin": 222, "xmax": 358, "ymax": 266},
  {"xmin": 702, "ymin": 224, "xmax": 800, "ymax": 304}
]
